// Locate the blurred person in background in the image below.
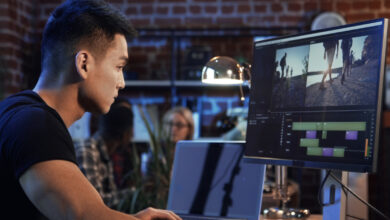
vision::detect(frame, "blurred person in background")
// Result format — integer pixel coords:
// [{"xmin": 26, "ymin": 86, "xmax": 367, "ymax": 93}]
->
[
  {"xmin": 143, "ymin": 106, "xmax": 194, "ymax": 177},
  {"xmin": 162, "ymin": 106, "xmax": 194, "ymax": 146},
  {"xmin": 74, "ymin": 98, "xmax": 134, "ymax": 209}
]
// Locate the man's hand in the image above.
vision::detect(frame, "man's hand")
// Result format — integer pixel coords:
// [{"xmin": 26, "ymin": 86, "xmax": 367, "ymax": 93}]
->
[{"xmin": 134, "ymin": 207, "xmax": 181, "ymax": 220}]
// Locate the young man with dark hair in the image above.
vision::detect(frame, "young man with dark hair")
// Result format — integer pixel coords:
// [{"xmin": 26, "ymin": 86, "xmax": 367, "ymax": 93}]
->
[{"xmin": 0, "ymin": 0, "xmax": 180, "ymax": 219}]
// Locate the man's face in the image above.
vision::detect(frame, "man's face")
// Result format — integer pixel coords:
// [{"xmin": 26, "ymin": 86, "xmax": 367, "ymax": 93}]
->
[{"xmin": 80, "ymin": 34, "xmax": 128, "ymax": 114}]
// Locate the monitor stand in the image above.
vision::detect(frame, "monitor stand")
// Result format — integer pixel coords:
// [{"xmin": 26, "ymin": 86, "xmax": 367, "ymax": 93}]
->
[{"xmin": 263, "ymin": 165, "xmax": 310, "ymax": 219}]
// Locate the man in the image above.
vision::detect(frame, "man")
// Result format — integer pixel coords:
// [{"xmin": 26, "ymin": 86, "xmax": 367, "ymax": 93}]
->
[
  {"xmin": 320, "ymin": 39, "xmax": 339, "ymax": 89},
  {"xmin": 0, "ymin": 0, "xmax": 180, "ymax": 219},
  {"xmin": 280, "ymin": 52, "xmax": 287, "ymax": 79},
  {"xmin": 341, "ymin": 37, "xmax": 353, "ymax": 85},
  {"xmin": 75, "ymin": 98, "xmax": 134, "ymax": 209},
  {"xmin": 286, "ymin": 65, "xmax": 290, "ymax": 79},
  {"xmin": 274, "ymin": 60, "xmax": 280, "ymax": 80}
]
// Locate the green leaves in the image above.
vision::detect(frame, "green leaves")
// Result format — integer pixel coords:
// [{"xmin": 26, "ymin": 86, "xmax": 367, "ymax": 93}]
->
[{"xmin": 117, "ymin": 105, "xmax": 175, "ymax": 213}]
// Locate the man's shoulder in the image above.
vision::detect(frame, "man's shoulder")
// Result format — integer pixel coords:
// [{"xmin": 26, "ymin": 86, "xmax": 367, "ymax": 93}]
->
[
  {"xmin": 6, "ymin": 103, "xmax": 58, "ymax": 129},
  {"xmin": 0, "ymin": 90, "xmax": 41, "ymax": 105},
  {"xmin": 0, "ymin": 90, "xmax": 47, "ymax": 118},
  {"xmin": 0, "ymin": 101, "xmax": 68, "ymax": 146},
  {"xmin": 0, "ymin": 90, "xmax": 65, "ymax": 131}
]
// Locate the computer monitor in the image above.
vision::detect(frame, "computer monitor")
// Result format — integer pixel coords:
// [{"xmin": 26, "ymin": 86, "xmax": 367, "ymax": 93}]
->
[{"xmin": 244, "ymin": 18, "xmax": 388, "ymax": 173}]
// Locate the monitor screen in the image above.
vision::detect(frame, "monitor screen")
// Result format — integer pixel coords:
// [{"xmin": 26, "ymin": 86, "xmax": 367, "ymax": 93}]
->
[{"xmin": 244, "ymin": 18, "xmax": 388, "ymax": 173}]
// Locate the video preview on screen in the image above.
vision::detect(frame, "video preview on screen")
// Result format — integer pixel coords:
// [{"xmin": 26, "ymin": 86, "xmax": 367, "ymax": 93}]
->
[{"xmin": 271, "ymin": 33, "xmax": 381, "ymax": 109}]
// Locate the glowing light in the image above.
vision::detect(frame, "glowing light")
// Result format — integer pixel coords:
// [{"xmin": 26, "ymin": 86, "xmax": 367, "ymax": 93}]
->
[{"xmin": 227, "ymin": 69, "xmax": 233, "ymax": 76}]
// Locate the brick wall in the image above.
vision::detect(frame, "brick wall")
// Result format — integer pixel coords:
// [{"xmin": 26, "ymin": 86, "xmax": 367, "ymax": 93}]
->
[
  {"xmin": 2, "ymin": 0, "xmax": 390, "ymax": 94},
  {"xmin": 0, "ymin": 0, "xmax": 36, "ymax": 97}
]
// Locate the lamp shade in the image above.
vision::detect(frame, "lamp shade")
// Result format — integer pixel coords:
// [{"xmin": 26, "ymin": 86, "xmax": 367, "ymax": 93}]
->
[{"xmin": 201, "ymin": 56, "xmax": 243, "ymax": 84}]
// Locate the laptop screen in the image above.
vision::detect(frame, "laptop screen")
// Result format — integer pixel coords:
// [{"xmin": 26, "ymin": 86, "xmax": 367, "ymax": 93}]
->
[{"xmin": 167, "ymin": 141, "xmax": 265, "ymax": 220}]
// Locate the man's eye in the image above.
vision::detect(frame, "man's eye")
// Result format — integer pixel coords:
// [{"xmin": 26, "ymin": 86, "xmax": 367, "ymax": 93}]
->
[{"xmin": 117, "ymin": 66, "xmax": 124, "ymax": 70}]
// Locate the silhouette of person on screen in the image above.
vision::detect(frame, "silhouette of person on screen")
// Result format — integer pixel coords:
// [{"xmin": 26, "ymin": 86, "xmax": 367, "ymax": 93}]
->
[
  {"xmin": 280, "ymin": 52, "xmax": 287, "ymax": 79},
  {"xmin": 320, "ymin": 39, "xmax": 339, "ymax": 89},
  {"xmin": 274, "ymin": 60, "xmax": 280, "ymax": 80},
  {"xmin": 341, "ymin": 37, "xmax": 353, "ymax": 84},
  {"xmin": 286, "ymin": 65, "xmax": 290, "ymax": 78}
]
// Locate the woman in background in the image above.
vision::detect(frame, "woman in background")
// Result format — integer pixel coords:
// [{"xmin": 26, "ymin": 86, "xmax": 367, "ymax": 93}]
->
[
  {"xmin": 142, "ymin": 106, "xmax": 194, "ymax": 176},
  {"xmin": 162, "ymin": 106, "xmax": 194, "ymax": 145},
  {"xmin": 141, "ymin": 106, "xmax": 194, "ymax": 196}
]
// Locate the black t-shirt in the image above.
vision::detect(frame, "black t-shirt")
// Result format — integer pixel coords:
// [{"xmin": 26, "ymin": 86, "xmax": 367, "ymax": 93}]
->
[{"xmin": 0, "ymin": 90, "xmax": 77, "ymax": 219}]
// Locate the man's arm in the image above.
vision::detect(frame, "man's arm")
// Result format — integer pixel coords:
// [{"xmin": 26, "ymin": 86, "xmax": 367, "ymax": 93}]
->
[{"xmin": 19, "ymin": 160, "xmax": 180, "ymax": 220}]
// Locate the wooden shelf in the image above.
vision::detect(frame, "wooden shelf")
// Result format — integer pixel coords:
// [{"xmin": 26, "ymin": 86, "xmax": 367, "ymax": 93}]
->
[
  {"xmin": 383, "ymin": 110, "xmax": 390, "ymax": 128},
  {"xmin": 125, "ymin": 80, "xmax": 171, "ymax": 87},
  {"xmin": 125, "ymin": 80, "xmax": 249, "ymax": 88}
]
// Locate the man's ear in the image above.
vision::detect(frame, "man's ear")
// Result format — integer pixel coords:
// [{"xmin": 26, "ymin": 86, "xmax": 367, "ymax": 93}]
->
[{"xmin": 75, "ymin": 51, "xmax": 91, "ymax": 80}]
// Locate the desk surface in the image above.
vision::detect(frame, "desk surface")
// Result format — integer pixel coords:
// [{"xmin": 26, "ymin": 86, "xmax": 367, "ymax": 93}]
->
[{"xmin": 260, "ymin": 214, "xmax": 322, "ymax": 220}]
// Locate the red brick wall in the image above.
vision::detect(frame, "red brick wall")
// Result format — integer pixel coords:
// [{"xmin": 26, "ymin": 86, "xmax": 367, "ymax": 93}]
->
[
  {"xmin": 2, "ymin": 0, "xmax": 390, "ymax": 95},
  {"xmin": 0, "ymin": 0, "xmax": 36, "ymax": 97},
  {"xmin": 33, "ymin": 0, "xmax": 390, "ymax": 29}
]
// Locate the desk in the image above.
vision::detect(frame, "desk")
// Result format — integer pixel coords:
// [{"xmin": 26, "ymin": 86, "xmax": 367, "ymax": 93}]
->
[{"xmin": 260, "ymin": 214, "xmax": 322, "ymax": 220}]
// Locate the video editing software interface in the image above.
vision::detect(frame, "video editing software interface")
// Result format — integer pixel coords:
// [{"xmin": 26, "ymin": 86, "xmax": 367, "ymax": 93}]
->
[{"xmin": 245, "ymin": 19, "xmax": 388, "ymax": 172}]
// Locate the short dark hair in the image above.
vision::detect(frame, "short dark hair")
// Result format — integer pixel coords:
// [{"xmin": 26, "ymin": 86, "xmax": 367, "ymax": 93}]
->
[
  {"xmin": 41, "ymin": 0, "xmax": 137, "ymax": 74},
  {"xmin": 99, "ymin": 97, "xmax": 133, "ymax": 140}
]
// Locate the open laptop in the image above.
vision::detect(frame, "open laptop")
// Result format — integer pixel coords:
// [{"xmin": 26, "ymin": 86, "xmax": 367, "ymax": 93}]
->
[{"xmin": 167, "ymin": 141, "xmax": 266, "ymax": 220}]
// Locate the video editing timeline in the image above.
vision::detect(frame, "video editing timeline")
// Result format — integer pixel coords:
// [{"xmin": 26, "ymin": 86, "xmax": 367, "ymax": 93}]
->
[
  {"xmin": 247, "ymin": 109, "xmax": 377, "ymax": 169},
  {"xmin": 254, "ymin": 109, "xmax": 377, "ymax": 161},
  {"xmin": 292, "ymin": 121, "xmax": 369, "ymax": 158}
]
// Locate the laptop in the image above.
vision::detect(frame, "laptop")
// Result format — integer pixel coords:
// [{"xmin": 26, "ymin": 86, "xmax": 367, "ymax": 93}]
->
[{"xmin": 167, "ymin": 141, "xmax": 266, "ymax": 220}]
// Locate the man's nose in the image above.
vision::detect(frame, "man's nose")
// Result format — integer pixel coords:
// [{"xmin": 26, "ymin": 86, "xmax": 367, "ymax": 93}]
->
[{"xmin": 118, "ymin": 72, "xmax": 125, "ymax": 89}]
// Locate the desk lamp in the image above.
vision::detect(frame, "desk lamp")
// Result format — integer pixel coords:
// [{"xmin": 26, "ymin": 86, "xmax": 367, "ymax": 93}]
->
[
  {"xmin": 201, "ymin": 56, "xmax": 309, "ymax": 219},
  {"xmin": 201, "ymin": 56, "xmax": 250, "ymax": 101}
]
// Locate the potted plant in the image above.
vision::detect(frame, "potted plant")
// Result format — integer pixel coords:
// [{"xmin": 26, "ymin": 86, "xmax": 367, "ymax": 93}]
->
[{"xmin": 117, "ymin": 105, "xmax": 175, "ymax": 213}]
